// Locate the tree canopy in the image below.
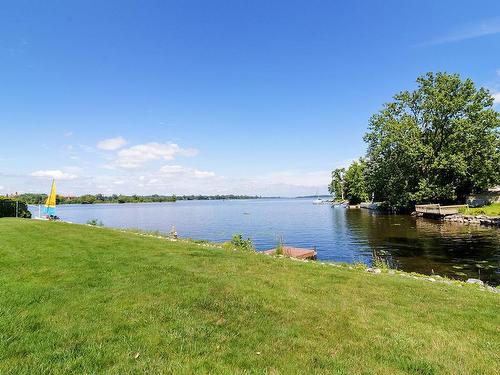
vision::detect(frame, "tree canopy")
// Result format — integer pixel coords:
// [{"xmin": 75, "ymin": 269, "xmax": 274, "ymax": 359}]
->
[
  {"xmin": 344, "ymin": 160, "xmax": 369, "ymax": 205},
  {"xmin": 328, "ymin": 168, "xmax": 345, "ymax": 200},
  {"xmin": 328, "ymin": 162, "xmax": 369, "ymax": 204},
  {"xmin": 330, "ymin": 72, "xmax": 500, "ymax": 210}
]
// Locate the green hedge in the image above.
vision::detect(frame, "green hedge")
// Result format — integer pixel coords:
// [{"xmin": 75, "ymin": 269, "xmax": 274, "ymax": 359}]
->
[{"xmin": 0, "ymin": 197, "xmax": 32, "ymax": 218}]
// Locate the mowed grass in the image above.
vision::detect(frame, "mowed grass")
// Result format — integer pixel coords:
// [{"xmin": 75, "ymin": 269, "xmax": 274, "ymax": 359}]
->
[
  {"xmin": 0, "ymin": 219, "xmax": 498, "ymax": 374},
  {"xmin": 459, "ymin": 202, "xmax": 500, "ymax": 216}
]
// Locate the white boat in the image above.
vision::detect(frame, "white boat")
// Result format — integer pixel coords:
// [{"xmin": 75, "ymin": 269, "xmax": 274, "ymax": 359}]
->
[{"xmin": 313, "ymin": 198, "xmax": 324, "ymax": 205}]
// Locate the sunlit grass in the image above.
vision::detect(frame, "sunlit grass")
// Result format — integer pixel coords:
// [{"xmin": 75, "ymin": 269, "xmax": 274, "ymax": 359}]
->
[
  {"xmin": 460, "ymin": 202, "xmax": 500, "ymax": 216},
  {"xmin": 0, "ymin": 218, "xmax": 498, "ymax": 374}
]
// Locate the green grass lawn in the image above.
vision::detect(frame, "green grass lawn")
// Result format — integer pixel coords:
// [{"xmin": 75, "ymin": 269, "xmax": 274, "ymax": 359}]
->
[
  {"xmin": 0, "ymin": 219, "xmax": 498, "ymax": 374},
  {"xmin": 459, "ymin": 202, "xmax": 500, "ymax": 216}
]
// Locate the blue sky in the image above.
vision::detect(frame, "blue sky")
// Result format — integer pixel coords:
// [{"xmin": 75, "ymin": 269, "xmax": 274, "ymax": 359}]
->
[{"xmin": 1, "ymin": 0, "xmax": 500, "ymax": 196}]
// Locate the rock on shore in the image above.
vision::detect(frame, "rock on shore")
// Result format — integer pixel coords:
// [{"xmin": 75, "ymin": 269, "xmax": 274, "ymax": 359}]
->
[{"xmin": 443, "ymin": 214, "xmax": 500, "ymax": 226}]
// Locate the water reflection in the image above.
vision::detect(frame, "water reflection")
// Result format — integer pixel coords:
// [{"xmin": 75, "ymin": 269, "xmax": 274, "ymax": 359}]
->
[{"xmin": 343, "ymin": 209, "xmax": 500, "ymax": 285}]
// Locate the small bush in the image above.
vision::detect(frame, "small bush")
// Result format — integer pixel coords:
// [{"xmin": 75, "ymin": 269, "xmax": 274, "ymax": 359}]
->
[
  {"xmin": 230, "ymin": 234, "xmax": 254, "ymax": 251},
  {"xmin": 86, "ymin": 219, "xmax": 103, "ymax": 227},
  {"xmin": 275, "ymin": 235, "xmax": 285, "ymax": 256},
  {"xmin": 275, "ymin": 242, "xmax": 284, "ymax": 256},
  {"xmin": 372, "ymin": 249, "xmax": 392, "ymax": 269}
]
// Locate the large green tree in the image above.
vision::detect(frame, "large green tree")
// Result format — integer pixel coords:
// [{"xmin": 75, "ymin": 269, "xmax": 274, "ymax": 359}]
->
[
  {"xmin": 328, "ymin": 161, "xmax": 369, "ymax": 204},
  {"xmin": 364, "ymin": 72, "xmax": 500, "ymax": 210},
  {"xmin": 344, "ymin": 160, "xmax": 369, "ymax": 205},
  {"xmin": 328, "ymin": 168, "xmax": 346, "ymax": 200}
]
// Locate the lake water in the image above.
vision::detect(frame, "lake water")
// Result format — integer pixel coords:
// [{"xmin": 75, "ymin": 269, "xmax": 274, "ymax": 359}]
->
[{"xmin": 29, "ymin": 199, "xmax": 500, "ymax": 285}]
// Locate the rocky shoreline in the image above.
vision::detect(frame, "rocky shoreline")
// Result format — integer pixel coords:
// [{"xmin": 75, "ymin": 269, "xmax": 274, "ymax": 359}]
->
[
  {"xmin": 443, "ymin": 214, "xmax": 500, "ymax": 227},
  {"xmin": 364, "ymin": 266, "xmax": 499, "ymax": 293}
]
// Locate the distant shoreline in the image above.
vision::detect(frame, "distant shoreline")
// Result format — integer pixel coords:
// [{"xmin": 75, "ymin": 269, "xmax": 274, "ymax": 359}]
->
[
  {"xmin": 18, "ymin": 194, "xmax": 271, "ymax": 205},
  {"xmin": 21, "ymin": 196, "xmax": 341, "ymax": 207},
  {"xmin": 20, "ymin": 196, "xmax": 337, "ymax": 206}
]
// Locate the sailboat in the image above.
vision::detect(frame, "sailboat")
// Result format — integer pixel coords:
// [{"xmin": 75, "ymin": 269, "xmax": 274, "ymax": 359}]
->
[
  {"xmin": 312, "ymin": 197, "xmax": 324, "ymax": 204},
  {"xmin": 312, "ymin": 189, "xmax": 324, "ymax": 204},
  {"xmin": 42, "ymin": 180, "xmax": 59, "ymax": 220}
]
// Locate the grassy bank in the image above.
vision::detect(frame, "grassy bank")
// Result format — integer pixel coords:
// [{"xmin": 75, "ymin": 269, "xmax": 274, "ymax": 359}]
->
[
  {"xmin": 459, "ymin": 202, "xmax": 500, "ymax": 216},
  {"xmin": 0, "ymin": 219, "xmax": 498, "ymax": 374}
]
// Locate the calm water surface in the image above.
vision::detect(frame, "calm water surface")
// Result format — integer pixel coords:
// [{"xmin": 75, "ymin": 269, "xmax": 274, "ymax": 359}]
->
[{"xmin": 30, "ymin": 199, "xmax": 500, "ymax": 285}]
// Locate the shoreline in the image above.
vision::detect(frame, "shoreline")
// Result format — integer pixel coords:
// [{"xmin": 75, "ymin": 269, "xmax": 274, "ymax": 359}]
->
[
  {"xmin": 30, "ymin": 218, "xmax": 500, "ymax": 290},
  {"xmin": 23, "ymin": 200, "xmax": 500, "ymax": 285},
  {"xmin": 359, "ymin": 204, "xmax": 500, "ymax": 228},
  {"xmin": 443, "ymin": 213, "xmax": 500, "ymax": 226},
  {"xmin": 100, "ymin": 223, "xmax": 499, "ymax": 290}
]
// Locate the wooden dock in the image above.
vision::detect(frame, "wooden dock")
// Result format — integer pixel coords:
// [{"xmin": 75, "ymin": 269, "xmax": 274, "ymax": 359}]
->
[
  {"xmin": 415, "ymin": 204, "xmax": 467, "ymax": 216},
  {"xmin": 263, "ymin": 246, "xmax": 317, "ymax": 260}
]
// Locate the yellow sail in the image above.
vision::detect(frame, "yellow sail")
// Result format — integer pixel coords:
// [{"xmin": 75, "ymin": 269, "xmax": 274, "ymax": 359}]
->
[{"xmin": 45, "ymin": 180, "xmax": 57, "ymax": 208}]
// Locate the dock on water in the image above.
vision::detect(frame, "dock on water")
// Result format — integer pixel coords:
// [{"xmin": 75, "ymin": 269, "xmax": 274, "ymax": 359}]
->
[
  {"xmin": 263, "ymin": 246, "xmax": 317, "ymax": 260},
  {"xmin": 415, "ymin": 204, "xmax": 468, "ymax": 217}
]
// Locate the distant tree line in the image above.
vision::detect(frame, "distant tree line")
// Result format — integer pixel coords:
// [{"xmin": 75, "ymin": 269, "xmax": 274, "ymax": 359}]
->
[
  {"xmin": 329, "ymin": 72, "xmax": 500, "ymax": 211},
  {"xmin": 16, "ymin": 193, "xmax": 261, "ymax": 205}
]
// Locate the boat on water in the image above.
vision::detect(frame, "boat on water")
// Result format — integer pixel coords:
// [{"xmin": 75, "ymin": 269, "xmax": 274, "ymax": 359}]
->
[
  {"xmin": 35, "ymin": 180, "xmax": 59, "ymax": 220},
  {"xmin": 313, "ymin": 195, "xmax": 336, "ymax": 205}
]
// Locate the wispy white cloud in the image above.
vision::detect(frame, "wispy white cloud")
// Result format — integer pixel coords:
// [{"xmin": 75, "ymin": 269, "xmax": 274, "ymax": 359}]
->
[
  {"xmin": 21, "ymin": 166, "xmax": 335, "ymax": 196},
  {"xmin": 158, "ymin": 165, "xmax": 215, "ymax": 179},
  {"xmin": 97, "ymin": 136, "xmax": 128, "ymax": 151},
  {"xmin": 194, "ymin": 171, "xmax": 332, "ymax": 196},
  {"xmin": 15, "ymin": 137, "xmax": 350, "ymax": 196},
  {"xmin": 31, "ymin": 169, "xmax": 78, "ymax": 180},
  {"xmin": 420, "ymin": 17, "xmax": 500, "ymax": 46},
  {"xmin": 252, "ymin": 170, "xmax": 331, "ymax": 188},
  {"xmin": 111, "ymin": 142, "xmax": 198, "ymax": 169},
  {"xmin": 493, "ymin": 92, "xmax": 500, "ymax": 105}
]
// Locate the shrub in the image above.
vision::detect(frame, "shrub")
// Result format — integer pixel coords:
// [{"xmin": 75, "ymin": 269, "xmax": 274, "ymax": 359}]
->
[
  {"xmin": 86, "ymin": 219, "xmax": 103, "ymax": 227},
  {"xmin": 275, "ymin": 239, "xmax": 284, "ymax": 256},
  {"xmin": 0, "ymin": 197, "xmax": 31, "ymax": 218},
  {"xmin": 230, "ymin": 234, "xmax": 254, "ymax": 251}
]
